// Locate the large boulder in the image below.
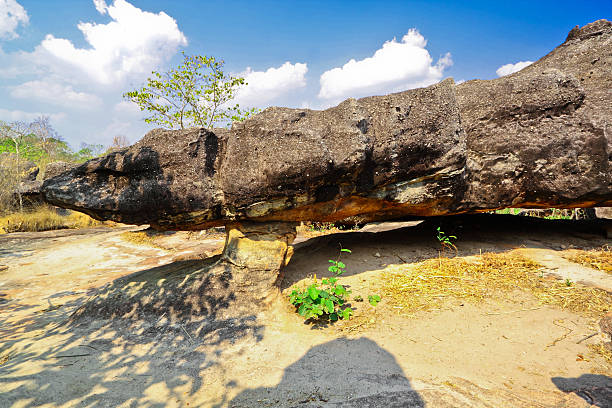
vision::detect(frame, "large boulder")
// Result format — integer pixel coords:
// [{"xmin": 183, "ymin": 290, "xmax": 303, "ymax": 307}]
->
[
  {"xmin": 42, "ymin": 20, "xmax": 612, "ymax": 230},
  {"xmin": 0, "ymin": 153, "xmax": 42, "ymax": 208}
]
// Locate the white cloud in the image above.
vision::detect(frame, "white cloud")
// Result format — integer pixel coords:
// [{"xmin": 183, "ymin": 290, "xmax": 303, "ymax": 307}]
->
[
  {"xmin": 39, "ymin": 0, "xmax": 187, "ymax": 85},
  {"xmin": 496, "ymin": 60, "xmax": 533, "ymax": 77},
  {"xmin": 0, "ymin": 0, "xmax": 188, "ymax": 147},
  {"xmin": 0, "ymin": 107, "xmax": 65, "ymax": 123},
  {"xmin": 11, "ymin": 80, "xmax": 103, "ymax": 109},
  {"xmin": 0, "ymin": 0, "xmax": 28, "ymax": 40},
  {"xmin": 93, "ymin": 0, "xmax": 108, "ymax": 14},
  {"xmin": 113, "ymin": 100, "xmax": 141, "ymax": 115},
  {"xmin": 233, "ymin": 62, "xmax": 308, "ymax": 107},
  {"xmin": 318, "ymin": 29, "xmax": 452, "ymax": 102}
]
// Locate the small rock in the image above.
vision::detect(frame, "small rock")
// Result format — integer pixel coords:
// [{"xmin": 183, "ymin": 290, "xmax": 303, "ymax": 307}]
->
[
  {"xmin": 0, "ymin": 265, "xmax": 7, "ymax": 272},
  {"xmin": 374, "ymin": 252, "xmax": 381, "ymax": 258},
  {"xmin": 599, "ymin": 312, "xmax": 612, "ymax": 339}
]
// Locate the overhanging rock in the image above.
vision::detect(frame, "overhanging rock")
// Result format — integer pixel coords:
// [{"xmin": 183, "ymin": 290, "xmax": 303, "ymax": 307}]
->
[{"xmin": 42, "ymin": 20, "xmax": 612, "ymax": 230}]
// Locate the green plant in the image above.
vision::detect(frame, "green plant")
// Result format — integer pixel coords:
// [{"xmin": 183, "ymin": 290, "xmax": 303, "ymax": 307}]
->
[
  {"xmin": 123, "ymin": 52, "xmax": 257, "ymax": 130},
  {"xmin": 436, "ymin": 227, "xmax": 457, "ymax": 254},
  {"xmin": 565, "ymin": 278, "xmax": 573, "ymax": 287},
  {"xmin": 328, "ymin": 247, "xmax": 351, "ymax": 274},
  {"xmin": 368, "ymin": 294, "xmax": 381, "ymax": 306},
  {"xmin": 289, "ymin": 248, "xmax": 353, "ymax": 322}
]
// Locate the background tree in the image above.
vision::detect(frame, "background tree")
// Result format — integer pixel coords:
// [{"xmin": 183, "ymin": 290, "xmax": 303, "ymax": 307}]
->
[
  {"xmin": 0, "ymin": 121, "xmax": 31, "ymax": 212},
  {"xmin": 75, "ymin": 142, "xmax": 106, "ymax": 162},
  {"xmin": 30, "ymin": 116, "xmax": 58, "ymax": 157},
  {"xmin": 0, "ymin": 119, "xmax": 110, "ymax": 214},
  {"xmin": 123, "ymin": 53, "xmax": 257, "ymax": 130}
]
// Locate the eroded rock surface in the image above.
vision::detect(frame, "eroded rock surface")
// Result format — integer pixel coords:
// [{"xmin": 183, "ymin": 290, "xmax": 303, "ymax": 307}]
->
[
  {"xmin": 71, "ymin": 222, "xmax": 297, "ymax": 324},
  {"xmin": 42, "ymin": 20, "xmax": 612, "ymax": 230}
]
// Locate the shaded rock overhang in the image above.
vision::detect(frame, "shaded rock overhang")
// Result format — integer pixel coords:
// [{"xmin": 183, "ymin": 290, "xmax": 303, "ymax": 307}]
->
[{"xmin": 42, "ymin": 20, "xmax": 612, "ymax": 230}]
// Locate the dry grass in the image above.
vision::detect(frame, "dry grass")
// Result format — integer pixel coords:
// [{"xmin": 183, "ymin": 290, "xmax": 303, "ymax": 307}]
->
[
  {"xmin": 382, "ymin": 251, "xmax": 612, "ymax": 319},
  {"xmin": 121, "ymin": 229, "xmax": 166, "ymax": 249},
  {"xmin": 297, "ymin": 222, "xmax": 345, "ymax": 238},
  {"xmin": 0, "ymin": 206, "xmax": 102, "ymax": 233},
  {"xmin": 588, "ymin": 343, "xmax": 612, "ymax": 367},
  {"xmin": 564, "ymin": 246, "xmax": 612, "ymax": 274}
]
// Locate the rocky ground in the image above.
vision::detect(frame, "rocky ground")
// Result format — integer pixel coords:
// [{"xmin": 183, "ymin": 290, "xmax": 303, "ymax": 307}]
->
[{"xmin": 0, "ymin": 214, "xmax": 611, "ymax": 407}]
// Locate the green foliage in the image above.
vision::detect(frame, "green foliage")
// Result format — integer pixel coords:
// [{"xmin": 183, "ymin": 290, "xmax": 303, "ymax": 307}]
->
[
  {"xmin": 123, "ymin": 52, "xmax": 257, "ymax": 130},
  {"xmin": 328, "ymin": 248, "xmax": 351, "ymax": 274},
  {"xmin": 495, "ymin": 208, "xmax": 521, "ymax": 215},
  {"xmin": 0, "ymin": 118, "xmax": 109, "ymax": 213},
  {"xmin": 494, "ymin": 208, "xmax": 589, "ymax": 220},
  {"xmin": 436, "ymin": 227, "xmax": 457, "ymax": 253},
  {"xmin": 74, "ymin": 143, "xmax": 106, "ymax": 163},
  {"xmin": 289, "ymin": 247, "xmax": 353, "ymax": 322},
  {"xmin": 368, "ymin": 294, "xmax": 381, "ymax": 306}
]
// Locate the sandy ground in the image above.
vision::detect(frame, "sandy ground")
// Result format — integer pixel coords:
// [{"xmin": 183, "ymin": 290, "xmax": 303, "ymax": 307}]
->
[{"xmin": 0, "ymin": 215, "xmax": 611, "ymax": 407}]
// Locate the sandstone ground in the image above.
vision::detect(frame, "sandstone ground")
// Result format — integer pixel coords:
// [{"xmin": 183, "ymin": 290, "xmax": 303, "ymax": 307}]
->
[{"xmin": 0, "ymin": 215, "xmax": 611, "ymax": 407}]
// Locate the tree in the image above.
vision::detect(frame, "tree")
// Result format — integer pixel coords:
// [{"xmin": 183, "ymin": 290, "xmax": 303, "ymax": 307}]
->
[
  {"xmin": 30, "ymin": 116, "xmax": 58, "ymax": 157},
  {"xmin": 0, "ymin": 121, "xmax": 30, "ymax": 212},
  {"xmin": 123, "ymin": 53, "xmax": 257, "ymax": 130},
  {"xmin": 27, "ymin": 116, "xmax": 73, "ymax": 166},
  {"xmin": 75, "ymin": 142, "xmax": 106, "ymax": 162}
]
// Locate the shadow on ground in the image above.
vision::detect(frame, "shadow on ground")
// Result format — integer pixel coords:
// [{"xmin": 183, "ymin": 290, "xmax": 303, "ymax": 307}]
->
[
  {"xmin": 226, "ymin": 337, "xmax": 425, "ymax": 408},
  {"xmin": 282, "ymin": 214, "xmax": 610, "ymax": 289},
  {"xmin": 0, "ymin": 256, "xmax": 265, "ymax": 408},
  {"xmin": 552, "ymin": 374, "xmax": 612, "ymax": 407},
  {"xmin": 1, "ymin": 213, "xmax": 610, "ymax": 407}
]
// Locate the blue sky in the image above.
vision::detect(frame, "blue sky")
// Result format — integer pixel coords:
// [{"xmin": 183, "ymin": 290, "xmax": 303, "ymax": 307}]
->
[{"xmin": 1, "ymin": 0, "xmax": 610, "ymax": 148}]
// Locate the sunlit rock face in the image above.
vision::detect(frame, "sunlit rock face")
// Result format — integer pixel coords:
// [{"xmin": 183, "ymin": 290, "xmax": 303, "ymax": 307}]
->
[{"xmin": 43, "ymin": 20, "xmax": 611, "ymax": 230}]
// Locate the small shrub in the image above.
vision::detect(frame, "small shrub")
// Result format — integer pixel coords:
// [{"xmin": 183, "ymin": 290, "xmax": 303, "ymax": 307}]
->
[
  {"xmin": 289, "ymin": 248, "xmax": 353, "ymax": 322},
  {"xmin": 368, "ymin": 294, "xmax": 381, "ymax": 306},
  {"xmin": 436, "ymin": 227, "xmax": 457, "ymax": 255}
]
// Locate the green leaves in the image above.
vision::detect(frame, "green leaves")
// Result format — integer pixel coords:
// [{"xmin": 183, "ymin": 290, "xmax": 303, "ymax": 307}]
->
[
  {"xmin": 341, "ymin": 308, "xmax": 352, "ymax": 320},
  {"xmin": 308, "ymin": 285, "xmax": 319, "ymax": 300},
  {"xmin": 123, "ymin": 52, "xmax": 257, "ymax": 130},
  {"xmin": 288, "ymin": 246, "xmax": 354, "ymax": 323},
  {"xmin": 368, "ymin": 294, "xmax": 381, "ymax": 306},
  {"xmin": 436, "ymin": 227, "xmax": 458, "ymax": 252},
  {"xmin": 328, "ymin": 260, "xmax": 346, "ymax": 275},
  {"xmin": 324, "ymin": 299, "xmax": 334, "ymax": 314}
]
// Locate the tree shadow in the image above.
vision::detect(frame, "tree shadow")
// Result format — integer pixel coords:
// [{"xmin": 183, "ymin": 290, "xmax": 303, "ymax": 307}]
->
[
  {"xmin": 0, "ymin": 226, "xmax": 120, "ymax": 259},
  {"xmin": 226, "ymin": 337, "xmax": 425, "ymax": 407},
  {"xmin": 0, "ymin": 256, "xmax": 265, "ymax": 408},
  {"xmin": 282, "ymin": 214, "xmax": 610, "ymax": 289},
  {"xmin": 551, "ymin": 374, "xmax": 612, "ymax": 407}
]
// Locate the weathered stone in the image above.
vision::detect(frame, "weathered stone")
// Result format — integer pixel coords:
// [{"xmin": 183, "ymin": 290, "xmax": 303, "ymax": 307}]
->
[
  {"xmin": 42, "ymin": 20, "xmax": 612, "ymax": 230},
  {"xmin": 44, "ymin": 161, "xmax": 77, "ymax": 180},
  {"xmin": 17, "ymin": 179, "xmax": 44, "ymax": 207},
  {"xmin": 595, "ymin": 208, "xmax": 612, "ymax": 219},
  {"xmin": 222, "ymin": 221, "xmax": 297, "ymax": 271},
  {"xmin": 71, "ymin": 221, "xmax": 298, "ymax": 323},
  {"xmin": 600, "ymin": 312, "xmax": 612, "ymax": 340}
]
